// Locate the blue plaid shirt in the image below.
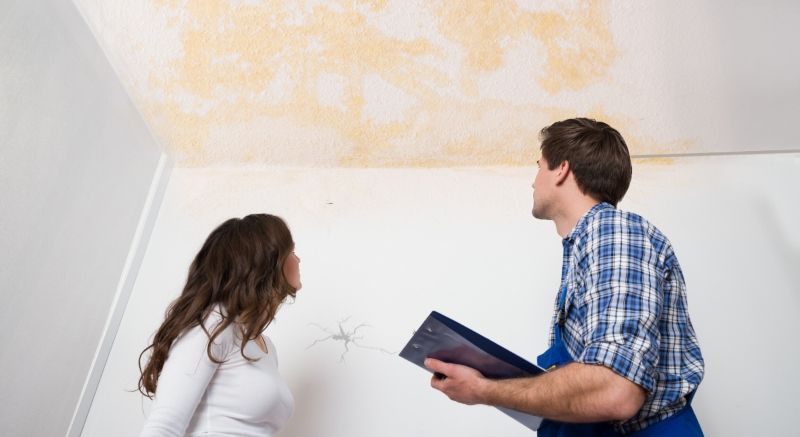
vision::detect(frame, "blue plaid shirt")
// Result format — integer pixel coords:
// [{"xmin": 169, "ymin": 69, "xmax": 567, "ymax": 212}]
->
[{"xmin": 549, "ymin": 202, "xmax": 704, "ymax": 434}]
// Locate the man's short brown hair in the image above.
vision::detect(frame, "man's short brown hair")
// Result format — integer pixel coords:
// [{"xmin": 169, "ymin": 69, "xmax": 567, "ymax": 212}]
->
[{"xmin": 540, "ymin": 118, "xmax": 632, "ymax": 206}]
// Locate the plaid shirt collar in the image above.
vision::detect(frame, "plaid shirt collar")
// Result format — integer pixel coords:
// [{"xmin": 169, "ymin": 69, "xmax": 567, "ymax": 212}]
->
[{"xmin": 564, "ymin": 202, "xmax": 615, "ymax": 243}]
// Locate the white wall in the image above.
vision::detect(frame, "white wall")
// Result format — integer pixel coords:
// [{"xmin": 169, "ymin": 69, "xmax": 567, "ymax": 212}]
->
[
  {"xmin": 84, "ymin": 155, "xmax": 800, "ymax": 437},
  {"xmin": 0, "ymin": 1, "xmax": 166, "ymax": 436}
]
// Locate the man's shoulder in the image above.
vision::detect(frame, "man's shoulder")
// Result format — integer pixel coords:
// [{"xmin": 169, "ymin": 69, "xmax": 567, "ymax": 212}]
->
[
  {"xmin": 574, "ymin": 209, "xmax": 679, "ymax": 275},
  {"xmin": 587, "ymin": 207, "xmax": 649, "ymax": 230},
  {"xmin": 585, "ymin": 207, "xmax": 672, "ymax": 244}
]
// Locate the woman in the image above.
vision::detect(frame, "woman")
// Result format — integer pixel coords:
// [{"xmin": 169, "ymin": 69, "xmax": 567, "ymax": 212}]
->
[{"xmin": 138, "ymin": 214, "xmax": 301, "ymax": 437}]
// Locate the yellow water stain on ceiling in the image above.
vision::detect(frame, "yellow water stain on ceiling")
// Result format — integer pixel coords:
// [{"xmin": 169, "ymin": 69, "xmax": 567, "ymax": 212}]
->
[
  {"xmin": 531, "ymin": 2, "xmax": 617, "ymax": 93},
  {"xmin": 146, "ymin": 0, "xmax": 625, "ymax": 167},
  {"xmin": 435, "ymin": 0, "xmax": 616, "ymax": 93},
  {"xmin": 340, "ymin": 99, "xmax": 548, "ymax": 168}
]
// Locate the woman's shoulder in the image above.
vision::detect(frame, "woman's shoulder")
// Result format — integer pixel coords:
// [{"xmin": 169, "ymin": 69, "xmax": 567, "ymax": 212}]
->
[
  {"xmin": 209, "ymin": 306, "xmax": 240, "ymax": 334},
  {"xmin": 201, "ymin": 306, "xmax": 226, "ymax": 329},
  {"xmin": 178, "ymin": 307, "xmax": 237, "ymax": 356}
]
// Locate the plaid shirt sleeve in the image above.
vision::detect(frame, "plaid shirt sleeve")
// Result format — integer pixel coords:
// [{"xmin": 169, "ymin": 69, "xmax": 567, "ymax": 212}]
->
[{"xmin": 574, "ymin": 212, "xmax": 661, "ymax": 392}]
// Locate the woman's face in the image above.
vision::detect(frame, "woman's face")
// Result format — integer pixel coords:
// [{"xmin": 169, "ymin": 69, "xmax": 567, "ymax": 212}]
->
[{"xmin": 282, "ymin": 250, "xmax": 301, "ymax": 290}]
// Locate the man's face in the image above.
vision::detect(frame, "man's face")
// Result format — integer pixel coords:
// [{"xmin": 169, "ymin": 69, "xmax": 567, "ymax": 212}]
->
[{"xmin": 531, "ymin": 157, "xmax": 556, "ymax": 219}]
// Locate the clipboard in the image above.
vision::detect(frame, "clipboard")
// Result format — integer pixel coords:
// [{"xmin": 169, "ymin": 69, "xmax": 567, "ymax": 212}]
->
[{"xmin": 399, "ymin": 311, "xmax": 545, "ymax": 431}]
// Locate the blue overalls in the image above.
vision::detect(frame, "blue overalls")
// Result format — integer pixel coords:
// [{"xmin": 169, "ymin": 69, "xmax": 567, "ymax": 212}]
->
[{"xmin": 535, "ymin": 283, "xmax": 704, "ymax": 437}]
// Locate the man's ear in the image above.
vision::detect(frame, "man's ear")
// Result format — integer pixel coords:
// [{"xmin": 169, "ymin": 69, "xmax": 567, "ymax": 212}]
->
[{"xmin": 555, "ymin": 160, "xmax": 570, "ymax": 185}]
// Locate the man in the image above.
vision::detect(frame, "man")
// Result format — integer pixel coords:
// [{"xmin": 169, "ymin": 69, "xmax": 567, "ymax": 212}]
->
[{"xmin": 425, "ymin": 118, "xmax": 704, "ymax": 436}]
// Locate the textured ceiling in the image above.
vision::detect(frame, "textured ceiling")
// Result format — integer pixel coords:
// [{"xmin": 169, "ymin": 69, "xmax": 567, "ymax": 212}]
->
[{"xmin": 74, "ymin": 0, "xmax": 800, "ymax": 167}]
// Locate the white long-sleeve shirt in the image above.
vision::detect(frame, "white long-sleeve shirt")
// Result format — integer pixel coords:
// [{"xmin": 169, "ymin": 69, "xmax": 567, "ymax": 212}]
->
[{"xmin": 140, "ymin": 311, "xmax": 294, "ymax": 437}]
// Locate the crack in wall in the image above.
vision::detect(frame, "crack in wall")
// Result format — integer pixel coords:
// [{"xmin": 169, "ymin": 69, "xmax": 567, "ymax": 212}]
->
[{"xmin": 306, "ymin": 316, "xmax": 395, "ymax": 363}]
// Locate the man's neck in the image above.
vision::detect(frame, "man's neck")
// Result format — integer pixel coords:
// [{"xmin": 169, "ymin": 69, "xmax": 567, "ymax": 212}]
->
[{"xmin": 554, "ymin": 197, "xmax": 601, "ymax": 238}]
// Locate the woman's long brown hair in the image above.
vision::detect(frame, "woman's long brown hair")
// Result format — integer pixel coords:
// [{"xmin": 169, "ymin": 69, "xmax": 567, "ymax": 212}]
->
[{"xmin": 137, "ymin": 214, "xmax": 297, "ymax": 398}]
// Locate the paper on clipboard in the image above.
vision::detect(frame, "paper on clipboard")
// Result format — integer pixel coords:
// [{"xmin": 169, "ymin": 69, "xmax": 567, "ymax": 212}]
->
[{"xmin": 400, "ymin": 311, "xmax": 546, "ymax": 431}]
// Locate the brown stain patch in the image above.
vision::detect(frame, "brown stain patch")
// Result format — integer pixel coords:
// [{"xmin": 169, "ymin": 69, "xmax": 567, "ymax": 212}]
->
[
  {"xmin": 531, "ymin": 2, "xmax": 617, "ymax": 93},
  {"xmin": 435, "ymin": 0, "xmax": 617, "ymax": 93},
  {"xmin": 151, "ymin": 0, "xmax": 454, "ymax": 166},
  {"xmin": 145, "ymin": 0, "xmax": 628, "ymax": 167}
]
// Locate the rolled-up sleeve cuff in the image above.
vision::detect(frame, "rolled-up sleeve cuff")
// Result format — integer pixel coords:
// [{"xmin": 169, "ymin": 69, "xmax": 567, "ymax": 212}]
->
[{"xmin": 578, "ymin": 342, "xmax": 656, "ymax": 392}]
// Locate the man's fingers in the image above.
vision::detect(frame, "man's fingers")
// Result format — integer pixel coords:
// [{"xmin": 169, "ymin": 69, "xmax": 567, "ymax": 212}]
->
[
  {"xmin": 425, "ymin": 359, "xmax": 450, "ymax": 390},
  {"xmin": 425, "ymin": 358, "xmax": 457, "ymax": 375},
  {"xmin": 424, "ymin": 359, "xmax": 486, "ymax": 405},
  {"xmin": 430, "ymin": 372, "xmax": 451, "ymax": 390},
  {"xmin": 424, "ymin": 358, "xmax": 446, "ymax": 373}
]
